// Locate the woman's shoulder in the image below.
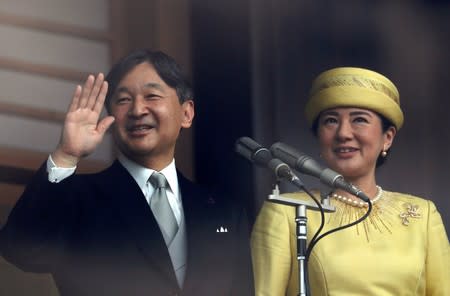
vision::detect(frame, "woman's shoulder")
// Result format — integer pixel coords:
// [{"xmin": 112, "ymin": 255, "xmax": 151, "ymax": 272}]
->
[
  {"xmin": 383, "ymin": 190, "xmax": 435, "ymax": 208},
  {"xmin": 383, "ymin": 190, "xmax": 445, "ymax": 225}
]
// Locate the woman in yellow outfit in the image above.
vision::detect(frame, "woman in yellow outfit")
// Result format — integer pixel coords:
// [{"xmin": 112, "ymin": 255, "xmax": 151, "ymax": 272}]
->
[{"xmin": 251, "ymin": 67, "xmax": 449, "ymax": 296}]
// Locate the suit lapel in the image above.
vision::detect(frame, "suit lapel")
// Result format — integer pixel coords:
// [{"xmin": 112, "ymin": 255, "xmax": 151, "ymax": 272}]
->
[
  {"xmin": 178, "ymin": 173, "xmax": 222, "ymax": 288},
  {"xmin": 96, "ymin": 161, "xmax": 178, "ymax": 286}
]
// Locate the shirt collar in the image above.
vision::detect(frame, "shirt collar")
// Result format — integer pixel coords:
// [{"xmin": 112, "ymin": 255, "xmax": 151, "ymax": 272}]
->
[{"xmin": 117, "ymin": 154, "xmax": 178, "ymax": 195}]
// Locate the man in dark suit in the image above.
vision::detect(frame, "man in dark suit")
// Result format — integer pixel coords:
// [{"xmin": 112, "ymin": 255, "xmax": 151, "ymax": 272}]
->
[{"xmin": 0, "ymin": 49, "xmax": 254, "ymax": 295}]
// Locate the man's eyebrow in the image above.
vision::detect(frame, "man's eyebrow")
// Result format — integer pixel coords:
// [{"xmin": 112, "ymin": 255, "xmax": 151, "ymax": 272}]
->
[
  {"xmin": 115, "ymin": 83, "xmax": 165, "ymax": 94},
  {"xmin": 143, "ymin": 82, "xmax": 165, "ymax": 92},
  {"xmin": 115, "ymin": 86, "xmax": 131, "ymax": 94}
]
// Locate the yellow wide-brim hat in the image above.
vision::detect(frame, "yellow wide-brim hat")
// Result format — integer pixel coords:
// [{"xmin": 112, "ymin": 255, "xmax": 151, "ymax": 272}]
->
[{"xmin": 305, "ymin": 67, "xmax": 404, "ymax": 130}]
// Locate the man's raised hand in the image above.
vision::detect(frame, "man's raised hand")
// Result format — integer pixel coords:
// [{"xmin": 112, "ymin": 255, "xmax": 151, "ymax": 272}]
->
[{"xmin": 52, "ymin": 73, "xmax": 115, "ymax": 167}]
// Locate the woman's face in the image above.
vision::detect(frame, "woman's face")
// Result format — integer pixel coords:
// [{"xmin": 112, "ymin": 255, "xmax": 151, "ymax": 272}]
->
[{"xmin": 317, "ymin": 107, "xmax": 396, "ymax": 181}]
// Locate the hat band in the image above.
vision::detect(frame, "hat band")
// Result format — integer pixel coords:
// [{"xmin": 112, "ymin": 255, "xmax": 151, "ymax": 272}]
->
[{"xmin": 311, "ymin": 74, "xmax": 399, "ymax": 105}]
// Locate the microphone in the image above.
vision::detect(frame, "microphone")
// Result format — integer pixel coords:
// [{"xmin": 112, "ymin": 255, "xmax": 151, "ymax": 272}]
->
[
  {"xmin": 270, "ymin": 142, "xmax": 370, "ymax": 202},
  {"xmin": 235, "ymin": 137, "xmax": 297, "ymax": 181}
]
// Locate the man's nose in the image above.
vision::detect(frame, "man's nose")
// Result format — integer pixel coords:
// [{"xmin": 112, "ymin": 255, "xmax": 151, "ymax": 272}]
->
[{"xmin": 128, "ymin": 97, "xmax": 148, "ymax": 117}]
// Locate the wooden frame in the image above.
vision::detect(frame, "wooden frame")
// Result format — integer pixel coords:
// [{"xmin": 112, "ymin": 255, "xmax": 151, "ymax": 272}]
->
[
  {"xmin": 0, "ymin": 11, "xmax": 113, "ymax": 42},
  {"xmin": 0, "ymin": 101, "xmax": 65, "ymax": 123},
  {"xmin": 0, "ymin": 56, "xmax": 90, "ymax": 82}
]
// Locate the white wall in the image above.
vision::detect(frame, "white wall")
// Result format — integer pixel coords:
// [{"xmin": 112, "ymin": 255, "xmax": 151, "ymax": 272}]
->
[{"xmin": 0, "ymin": 0, "xmax": 112, "ymax": 163}]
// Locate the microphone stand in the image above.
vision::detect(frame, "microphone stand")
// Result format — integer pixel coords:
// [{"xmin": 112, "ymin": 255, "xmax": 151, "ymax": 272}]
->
[{"xmin": 267, "ymin": 177, "xmax": 335, "ymax": 296}]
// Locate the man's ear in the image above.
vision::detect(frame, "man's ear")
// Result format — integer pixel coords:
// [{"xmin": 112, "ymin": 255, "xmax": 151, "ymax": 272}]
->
[{"xmin": 180, "ymin": 100, "xmax": 195, "ymax": 128}]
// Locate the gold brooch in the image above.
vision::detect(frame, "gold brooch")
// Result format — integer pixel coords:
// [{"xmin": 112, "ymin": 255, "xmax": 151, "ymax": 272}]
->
[{"xmin": 399, "ymin": 203, "xmax": 421, "ymax": 226}]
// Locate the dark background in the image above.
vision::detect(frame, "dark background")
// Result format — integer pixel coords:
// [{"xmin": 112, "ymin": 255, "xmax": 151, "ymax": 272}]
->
[{"xmin": 190, "ymin": 0, "xmax": 450, "ymax": 234}]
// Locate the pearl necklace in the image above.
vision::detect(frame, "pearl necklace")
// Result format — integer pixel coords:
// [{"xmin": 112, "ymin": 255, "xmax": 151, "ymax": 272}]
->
[{"xmin": 330, "ymin": 185, "xmax": 383, "ymax": 208}]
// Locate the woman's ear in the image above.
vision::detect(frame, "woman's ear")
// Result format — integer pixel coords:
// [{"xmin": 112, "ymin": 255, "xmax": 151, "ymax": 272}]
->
[{"xmin": 383, "ymin": 126, "xmax": 397, "ymax": 150}]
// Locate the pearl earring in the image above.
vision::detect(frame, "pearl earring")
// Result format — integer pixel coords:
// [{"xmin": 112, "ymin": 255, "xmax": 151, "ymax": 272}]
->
[{"xmin": 381, "ymin": 150, "xmax": 387, "ymax": 157}]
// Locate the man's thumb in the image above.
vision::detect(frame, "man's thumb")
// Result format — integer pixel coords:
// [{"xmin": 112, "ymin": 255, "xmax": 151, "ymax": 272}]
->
[{"xmin": 98, "ymin": 116, "xmax": 115, "ymax": 134}]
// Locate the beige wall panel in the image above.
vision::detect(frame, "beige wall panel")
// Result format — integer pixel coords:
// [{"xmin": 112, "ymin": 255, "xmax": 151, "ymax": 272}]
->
[
  {"xmin": 0, "ymin": 256, "xmax": 59, "ymax": 296},
  {"xmin": 0, "ymin": 25, "xmax": 110, "ymax": 73},
  {"xmin": 0, "ymin": 114, "xmax": 112, "ymax": 163},
  {"xmin": 0, "ymin": 114, "xmax": 61, "ymax": 152},
  {"xmin": 0, "ymin": 0, "xmax": 109, "ymax": 30},
  {"xmin": 0, "ymin": 69, "xmax": 78, "ymax": 112}
]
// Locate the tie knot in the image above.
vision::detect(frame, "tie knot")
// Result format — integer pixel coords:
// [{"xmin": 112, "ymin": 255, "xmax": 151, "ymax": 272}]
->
[{"xmin": 149, "ymin": 172, "xmax": 168, "ymax": 189}]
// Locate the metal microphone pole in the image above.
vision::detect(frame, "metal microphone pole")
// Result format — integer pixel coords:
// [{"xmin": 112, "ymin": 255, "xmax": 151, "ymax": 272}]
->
[
  {"xmin": 268, "ymin": 176, "xmax": 335, "ymax": 296},
  {"xmin": 233, "ymin": 137, "xmax": 336, "ymax": 295}
]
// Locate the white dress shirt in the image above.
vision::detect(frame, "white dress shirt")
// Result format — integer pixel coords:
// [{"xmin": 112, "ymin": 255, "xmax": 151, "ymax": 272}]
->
[{"xmin": 46, "ymin": 154, "xmax": 183, "ymax": 225}]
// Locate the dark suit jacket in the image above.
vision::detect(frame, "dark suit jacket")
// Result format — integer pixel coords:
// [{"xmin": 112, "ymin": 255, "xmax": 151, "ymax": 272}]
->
[{"xmin": 0, "ymin": 160, "xmax": 254, "ymax": 296}]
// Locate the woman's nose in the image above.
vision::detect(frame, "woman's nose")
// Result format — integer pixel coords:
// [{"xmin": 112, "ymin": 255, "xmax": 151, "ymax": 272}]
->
[{"xmin": 335, "ymin": 121, "xmax": 353, "ymax": 141}]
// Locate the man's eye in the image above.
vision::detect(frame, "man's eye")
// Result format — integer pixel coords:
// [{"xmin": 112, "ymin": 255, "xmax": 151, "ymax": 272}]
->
[
  {"xmin": 145, "ymin": 94, "xmax": 160, "ymax": 100},
  {"xmin": 117, "ymin": 98, "xmax": 131, "ymax": 104}
]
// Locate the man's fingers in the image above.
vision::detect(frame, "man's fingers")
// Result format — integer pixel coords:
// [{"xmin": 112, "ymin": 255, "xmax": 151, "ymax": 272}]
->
[
  {"xmin": 68, "ymin": 85, "xmax": 82, "ymax": 112},
  {"xmin": 86, "ymin": 73, "xmax": 105, "ymax": 110},
  {"xmin": 67, "ymin": 73, "xmax": 106, "ymax": 115},
  {"xmin": 93, "ymin": 81, "xmax": 109, "ymax": 114},
  {"xmin": 78, "ymin": 75, "xmax": 95, "ymax": 108}
]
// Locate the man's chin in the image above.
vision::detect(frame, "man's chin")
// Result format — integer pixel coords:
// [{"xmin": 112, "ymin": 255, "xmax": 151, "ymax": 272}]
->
[{"xmin": 117, "ymin": 143, "xmax": 157, "ymax": 158}]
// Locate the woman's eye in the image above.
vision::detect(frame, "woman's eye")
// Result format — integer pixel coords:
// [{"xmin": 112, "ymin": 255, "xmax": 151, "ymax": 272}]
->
[
  {"xmin": 323, "ymin": 117, "xmax": 337, "ymax": 124},
  {"xmin": 354, "ymin": 117, "xmax": 368, "ymax": 123}
]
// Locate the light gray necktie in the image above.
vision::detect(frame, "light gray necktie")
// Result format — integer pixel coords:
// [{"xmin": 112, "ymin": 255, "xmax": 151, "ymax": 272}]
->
[{"xmin": 149, "ymin": 172, "xmax": 178, "ymax": 245}]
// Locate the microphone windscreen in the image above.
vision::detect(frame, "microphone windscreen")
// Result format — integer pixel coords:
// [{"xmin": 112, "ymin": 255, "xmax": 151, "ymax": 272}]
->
[
  {"xmin": 270, "ymin": 142, "xmax": 301, "ymax": 165},
  {"xmin": 235, "ymin": 137, "xmax": 272, "ymax": 166},
  {"xmin": 235, "ymin": 137, "xmax": 256, "ymax": 161}
]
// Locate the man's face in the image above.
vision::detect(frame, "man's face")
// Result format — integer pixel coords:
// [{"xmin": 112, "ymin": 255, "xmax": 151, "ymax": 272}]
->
[{"xmin": 109, "ymin": 62, "xmax": 194, "ymax": 168}]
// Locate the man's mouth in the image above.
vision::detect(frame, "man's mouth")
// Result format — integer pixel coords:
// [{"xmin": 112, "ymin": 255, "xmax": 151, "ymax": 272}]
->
[{"xmin": 126, "ymin": 124, "xmax": 155, "ymax": 135}]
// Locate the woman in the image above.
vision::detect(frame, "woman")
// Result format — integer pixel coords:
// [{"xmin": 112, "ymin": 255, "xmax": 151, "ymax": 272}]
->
[{"xmin": 251, "ymin": 67, "xmax": 449, "ymax": 295}]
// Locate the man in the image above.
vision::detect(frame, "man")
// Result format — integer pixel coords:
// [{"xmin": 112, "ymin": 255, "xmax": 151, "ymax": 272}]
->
[{"xmin": 0, "ymin": 49, "xmax": 254, "ymax": 295}]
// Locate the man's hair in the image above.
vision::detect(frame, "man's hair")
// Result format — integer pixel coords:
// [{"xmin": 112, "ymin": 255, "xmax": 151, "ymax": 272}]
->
[{"xmin": 104, "ymin": 49, "xmax": 193, "ymax": 112}]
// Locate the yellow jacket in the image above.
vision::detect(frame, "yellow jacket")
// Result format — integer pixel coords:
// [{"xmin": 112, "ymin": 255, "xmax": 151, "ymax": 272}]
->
[{"xmin": 251, "ymin": 191, "xmax": 449, "ymax": 296}]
